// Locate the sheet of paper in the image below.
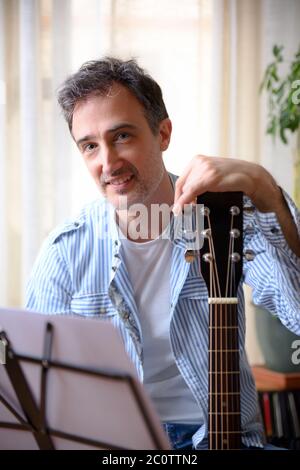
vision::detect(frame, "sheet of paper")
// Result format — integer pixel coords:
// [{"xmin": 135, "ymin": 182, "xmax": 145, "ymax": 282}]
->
[{"xmin": 0, "ymin": 307, "xmax": 170, "ymax": 450}]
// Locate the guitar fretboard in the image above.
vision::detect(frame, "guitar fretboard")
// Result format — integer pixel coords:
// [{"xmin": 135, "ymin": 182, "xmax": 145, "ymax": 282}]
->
[{"xmin": 208, "ymin": 303, "xmax": 241, "ymax": 450}]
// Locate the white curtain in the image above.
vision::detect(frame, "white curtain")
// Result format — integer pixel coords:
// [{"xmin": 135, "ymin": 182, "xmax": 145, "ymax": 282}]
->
[
  {"xmin": 0, "ymin": 0, "xmax": 299, "ymax": 363},
  {"xmin": 0, "ymin": 0, "xmax": 6, "ymax": 305},
  {"xmin": 20, "ymin": 0, "xmax": 40, "ymax": 294}
]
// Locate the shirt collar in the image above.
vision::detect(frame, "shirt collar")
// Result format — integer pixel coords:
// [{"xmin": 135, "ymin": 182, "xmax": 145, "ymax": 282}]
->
[{"xmin": 105, "ymin": 172, "xmax": 198, "ymax": 254}]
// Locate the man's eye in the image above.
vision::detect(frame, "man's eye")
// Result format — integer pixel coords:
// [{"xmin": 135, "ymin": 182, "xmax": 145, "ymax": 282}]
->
[
  {"xmin": 116, "ymin": 132, "xmax": 130, "ymax": 142},
  {"xmin": 84, "ymin": 143, "xmax": 97, "ymax": 153}
]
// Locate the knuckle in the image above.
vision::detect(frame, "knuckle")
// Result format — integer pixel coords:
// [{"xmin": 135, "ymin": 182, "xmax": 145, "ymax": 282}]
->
[
  {"xmin": 194, "ymin": 154, "xmax": 206, "ymax": 162},
  {"xmin": 183, "ymin": 182, "xmax": 196, "ymax": 195}
]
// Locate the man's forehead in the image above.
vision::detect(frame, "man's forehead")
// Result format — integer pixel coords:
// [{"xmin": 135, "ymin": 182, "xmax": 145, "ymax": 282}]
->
[
  {"xmin": 74, "ymin": 85, "xmax": 144, "ymax": 120},
  {"xmin": 72, "ymin": 85, "xmax": 145, "ymax": 139}
]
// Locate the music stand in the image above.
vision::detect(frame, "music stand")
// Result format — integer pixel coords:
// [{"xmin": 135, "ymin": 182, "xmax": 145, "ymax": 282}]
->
[{"xmin": 0, "ymin": 307, "xmax": 170, "ymax": 450}]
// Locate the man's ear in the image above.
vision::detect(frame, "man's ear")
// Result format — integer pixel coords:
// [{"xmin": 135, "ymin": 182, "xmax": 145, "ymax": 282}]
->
[{"xmin": 159, "ymin": 118, "xmax": 172, "ymax": 151}]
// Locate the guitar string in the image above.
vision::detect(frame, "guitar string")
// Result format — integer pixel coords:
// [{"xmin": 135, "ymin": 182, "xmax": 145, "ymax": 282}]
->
[
  {"xmin": 224, "ymin": 221, "xmax": 232, "ymax": 449},
  {"xmin": 229, "ymin": 214, "xmax": 234, "ymax": 448},
  {"xmin": 231, "ymin": 232, "xmax": 235, "ymax": 445},
  {"xmin": 209, "ymin": 238, "xmax": 214, "ymax": 449},
  {"xmin": 231, "ymin": 233, "xmax": 239, "ymax": 444},
  {"xmin": 206, "ymin": 209, "xmax": 240, "ymax": 449},
  {"xmin": 207, "ymin": 233, "xmax": 214, "ymax": 448},
  {"xmin": 207, "ymin": 216, "xmax": 221, "ymax": 448},
  {"xmin": 226, "ymin": 234, "xmax": 231, "ymax": 449},
  {"xmin": 229, "ymin": 213, "xmax": 240, "ymax": 447},
  {"xmin": 229, "ymin": 213, "xmax": 238, "ymax": 448},
  {"xmin": 232, "ymin": 219, "xmax": 240, "ymax": 446}
]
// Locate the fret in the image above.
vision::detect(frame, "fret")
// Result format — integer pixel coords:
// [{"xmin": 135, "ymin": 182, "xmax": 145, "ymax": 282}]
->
[
  {"xmin": 208, "ymin": 371, "xmax": 240, "ymax": 374},
  {"xmin": 208, "ymin": 349, "xmax": 240, "ymax": 352},
  {"xmin": 208, "ymin": 297, "xmax": 238, "ymax": 304},
  {"xmin": 208, "ymin": 411, "xmax": 241, "ymax": 415},
  {"xmin": 209, "ymin": 431, "xmax": 241, "ymax": 434},
  {"xmin": 209, "ymin": 326, "xmax": 238, "ymax": 329}
]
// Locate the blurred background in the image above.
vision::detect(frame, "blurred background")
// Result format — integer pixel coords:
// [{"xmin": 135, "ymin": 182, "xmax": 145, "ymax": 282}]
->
[{"xmin": 0, "ymin": 0, "xmax": 299, "ymax": 364}]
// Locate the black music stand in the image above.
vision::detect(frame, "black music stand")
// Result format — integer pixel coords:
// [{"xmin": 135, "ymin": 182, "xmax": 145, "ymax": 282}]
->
[{"xmin": 0, "ymin": 308, "xmax": 170, "ymax": 450}]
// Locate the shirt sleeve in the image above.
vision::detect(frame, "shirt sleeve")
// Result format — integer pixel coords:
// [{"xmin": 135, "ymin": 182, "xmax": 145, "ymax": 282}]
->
[
  {"xmin": 243, "ymin": 190, "xmax": 300, "ymax": 335},
  {"xmin": 25, "ymin": 237, "xmax": 73, "ymax": 314}
]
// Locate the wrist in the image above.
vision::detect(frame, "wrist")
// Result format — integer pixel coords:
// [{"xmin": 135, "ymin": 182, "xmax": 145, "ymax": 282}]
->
[
  {"xmin": 254, "ymin": 187, "xmax": 282, "ymax": 213},
  {"xmin": 249, "ymin": 169, "xmax": 282, "ymax": 212}
]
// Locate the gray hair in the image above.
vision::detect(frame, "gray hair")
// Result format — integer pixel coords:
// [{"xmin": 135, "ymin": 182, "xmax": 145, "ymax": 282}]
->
[{"xmin": 57, "ymin": 57, "xmax": 169, "ymax": 134}]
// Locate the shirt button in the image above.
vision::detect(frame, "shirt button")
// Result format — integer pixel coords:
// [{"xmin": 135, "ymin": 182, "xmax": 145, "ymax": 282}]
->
[
  {"xmin": 99, "ymin": 308, "xmax": 106, "ymax": 314},
  {"xmin": 270, "ymin": 226, "xmax": 279, "ymax": 234},
  {"xmin": 123, "ymin": 312, "xmax": 130, "ymax": 320}
]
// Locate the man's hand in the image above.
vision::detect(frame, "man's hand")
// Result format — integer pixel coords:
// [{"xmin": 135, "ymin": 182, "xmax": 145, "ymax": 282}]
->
[
  {"xmin": 173, "ymin": 155, "xmax": 282, "ymax": 214},
  {"xmin": 173, "ymin": 155, "xmax": 300, "ymax": 257}
]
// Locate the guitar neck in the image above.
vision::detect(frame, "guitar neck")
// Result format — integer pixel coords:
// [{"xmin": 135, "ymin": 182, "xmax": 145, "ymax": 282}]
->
[
  {"xmin": 208, "ymin": 303, "xmax": 241, "ymax": 450},
  {"xmin": 197, "ymin": 191, "xmax": 243, "ymax": 450}
]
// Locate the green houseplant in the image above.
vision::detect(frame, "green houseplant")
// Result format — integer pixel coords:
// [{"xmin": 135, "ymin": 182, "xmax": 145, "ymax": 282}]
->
[
  {"xmin": 255, "ymin": 45, "xmax": 300, "ymax": 373},
  {"xmin": 260, "ymin": 44, "xmax": 300, "ymax": 208}
]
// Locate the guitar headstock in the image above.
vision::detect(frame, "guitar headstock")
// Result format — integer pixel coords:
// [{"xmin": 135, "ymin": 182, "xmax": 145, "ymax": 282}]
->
[{"xmin": 197, "ymin": 192, "xmax": 243, "ymax": 299}]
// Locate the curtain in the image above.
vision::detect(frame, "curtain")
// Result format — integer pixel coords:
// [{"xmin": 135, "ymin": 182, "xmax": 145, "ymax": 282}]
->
[
  {"xmin": 0, "ymin": 0, "xmax": 73, "ymax": 307},
  {"xmin": 1, "ymin": 0, "xmax": 299, "ymax": 363}
]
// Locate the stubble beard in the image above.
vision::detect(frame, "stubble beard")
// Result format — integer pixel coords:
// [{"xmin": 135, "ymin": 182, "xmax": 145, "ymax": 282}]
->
[{"xmin": 99, "ymin": 154, "xmax": 165, "ymax": 211}]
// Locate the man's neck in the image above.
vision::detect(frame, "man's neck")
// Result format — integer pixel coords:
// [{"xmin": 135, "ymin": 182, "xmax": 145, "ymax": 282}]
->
[{"xmin": 116, "ymin": 171, "xmax": 174, "ymax": 243}]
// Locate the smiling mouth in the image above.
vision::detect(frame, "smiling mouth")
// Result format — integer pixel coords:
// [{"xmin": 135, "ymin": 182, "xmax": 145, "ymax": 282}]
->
[{"xmin": 106, "ymin": 174, "xmax": 135, "ymax": 186}]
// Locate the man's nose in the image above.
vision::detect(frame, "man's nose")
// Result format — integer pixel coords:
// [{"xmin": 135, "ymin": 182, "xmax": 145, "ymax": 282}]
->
[{"xmin": 100, "ymin": 145, "xmax": 120, "ymax": 175}]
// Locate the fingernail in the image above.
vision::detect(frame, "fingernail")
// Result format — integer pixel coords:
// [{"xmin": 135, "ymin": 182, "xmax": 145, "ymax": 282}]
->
[{"xmin": 172, "ymin": 204, "xmax": 181, "ymax": 216}]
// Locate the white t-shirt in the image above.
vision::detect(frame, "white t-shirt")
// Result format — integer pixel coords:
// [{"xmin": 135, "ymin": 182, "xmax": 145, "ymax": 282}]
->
[{"xmin": 121, "ymin": 233, "xmax": 201, "ymax": 424}]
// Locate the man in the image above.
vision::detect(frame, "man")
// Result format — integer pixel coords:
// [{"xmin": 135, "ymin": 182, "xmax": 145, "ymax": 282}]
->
[{"xmin": 26, "ymin": 57, "xmax": 300, "ymax": 450}]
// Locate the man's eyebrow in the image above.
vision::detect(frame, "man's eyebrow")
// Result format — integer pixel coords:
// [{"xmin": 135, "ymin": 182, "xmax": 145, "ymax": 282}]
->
[
  {"xmin": 76, "ymin": 123, "xmax": 139, "ymax": 146},
  {"xmin": 76, "ymin": 134, "xmax": 97, "ymax": 146},
  {"xmin": 106, "ymin": 123, "xmax": 139, "ymax": 133}
]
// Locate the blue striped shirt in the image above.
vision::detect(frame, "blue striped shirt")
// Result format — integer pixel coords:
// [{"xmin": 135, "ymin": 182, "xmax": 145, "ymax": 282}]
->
[{"xmin": 26, "ymin": 173, "xmax": 300, "ymax": 449}]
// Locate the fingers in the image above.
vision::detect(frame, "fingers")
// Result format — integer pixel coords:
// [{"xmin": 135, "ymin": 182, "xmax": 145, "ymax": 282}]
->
[
  {"xmin": 174, "ymin": 177, "xmax": 184, "ymax": 205},
  {"xmin": 172, "ymin": 156, "xmax": 259, "ymax": 216},
  {"xmin": 173, "ymin": 178, "xmax": 205, "ymax": 215},
  {"xmin": 173, "ymin": 156, "xmax": 210, "ymax": 215},
  {"xmin": 174, "ymin": 161, "xmax": 193, "ymax": 204}
]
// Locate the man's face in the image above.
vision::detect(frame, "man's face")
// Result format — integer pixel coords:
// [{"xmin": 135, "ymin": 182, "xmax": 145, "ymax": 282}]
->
[{"xmin": 72, "ymin": 83, "xmax": 172, "ymax": 209}]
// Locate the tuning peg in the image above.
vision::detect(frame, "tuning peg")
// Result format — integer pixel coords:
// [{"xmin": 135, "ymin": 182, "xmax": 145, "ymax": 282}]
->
[
  {"xmin": 201, "ymin": 229, "xmax": 211, "ymax": 238},
  {"xmin": 230, "ymin": 206, "xmax": 240, "ymax": 216},
  {"xmin": 244, "ymin": 249, "xmax": 256, "ymax": 261},
  {"xmin": 200, "ymin": 206, "xmax": 210, "ymax": 217},
  {"xmin": 230, "ymin": 228, "xmax": 240, "ymax": 238},
  {"xmin": 243, "ymin": 205, "xmax": 255, "ymax": 214},
  {"xmin": 231, "ymin": 253, "xmax": 241, "ymax": 262},
  {"xmin": 203, "ymin": 253, "xmax": 213, "ymax": 263}
]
